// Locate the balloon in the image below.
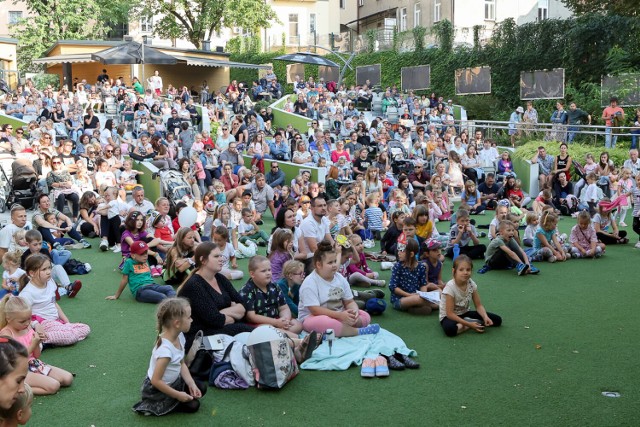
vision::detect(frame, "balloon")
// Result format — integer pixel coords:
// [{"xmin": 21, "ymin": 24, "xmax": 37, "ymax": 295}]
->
[{"xmin": 178, "ymin": 206, "xmax": 198, "ymax": 228}]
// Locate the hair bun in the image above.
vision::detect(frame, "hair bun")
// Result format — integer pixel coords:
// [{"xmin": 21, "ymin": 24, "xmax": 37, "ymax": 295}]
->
[{"xmin": 317, "ymin": 240, "xmax": 334, "ymax": 252}]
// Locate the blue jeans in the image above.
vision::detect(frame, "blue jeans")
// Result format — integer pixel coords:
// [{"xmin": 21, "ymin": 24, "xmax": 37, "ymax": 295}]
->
[
  {"xmin": 567, "ymin": 126, "xmax": 579, "ymax": 143},
  {"xmin": 51, "ymin": 248, "xmax": 71, "ymax": 266},
  {"xmin": 605, "ymin": 127, "xmax": 617, "ymax": 149},
  {"xmin": 39, "ymin": 222, "xmax": 82, "ymax": 245},
  {"xmin": 135, "ymin": 284, "xmax": 176, "ymax": 304}
]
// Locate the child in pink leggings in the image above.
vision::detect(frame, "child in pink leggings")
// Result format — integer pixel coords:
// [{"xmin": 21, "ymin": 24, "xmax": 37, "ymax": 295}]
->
[
  {"xmin": 18, "ymin": 254, "xmax": 90, "ymax": 346},
  {"xmin": 297, "ymin": 240, "xmax": 380, "ymax": 337}
]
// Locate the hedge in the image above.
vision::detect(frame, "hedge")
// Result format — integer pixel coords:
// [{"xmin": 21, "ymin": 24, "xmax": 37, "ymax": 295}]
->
[{"xmin": 512, "ymin": 140, "xmax": 631, "ymax": 169}]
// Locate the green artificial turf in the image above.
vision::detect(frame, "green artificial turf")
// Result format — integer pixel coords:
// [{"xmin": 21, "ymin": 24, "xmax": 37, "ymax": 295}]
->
[{"xmin": 24, "ymin": 216, "xmax": 640, "ymax": 426}]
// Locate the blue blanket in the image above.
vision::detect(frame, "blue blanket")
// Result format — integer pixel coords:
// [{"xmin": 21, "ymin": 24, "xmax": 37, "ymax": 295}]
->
[{"xmin": 300, "ymin": 328, "xmax": 417, "ymax": 371}]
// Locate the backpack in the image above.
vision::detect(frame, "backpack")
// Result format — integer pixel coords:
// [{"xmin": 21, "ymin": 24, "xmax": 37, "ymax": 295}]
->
[
  {"xmin": 246, "ymin": 326, "xmax": 298, "ymax": 390},
  {"xmin": 63, "ymin": 259, "xmax": 90, "ymax": 275}
]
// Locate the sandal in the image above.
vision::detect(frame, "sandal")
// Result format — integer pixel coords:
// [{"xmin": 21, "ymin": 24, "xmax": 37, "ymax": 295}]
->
[{"xmin": 297, "ymin": 332, "xmax": 321, "ymax": 363}]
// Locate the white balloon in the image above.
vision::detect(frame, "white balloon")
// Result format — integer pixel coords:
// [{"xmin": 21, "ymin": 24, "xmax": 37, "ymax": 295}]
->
[
  {"xmin": 246, "ymin": 325, "xmax": 283, "ymax": 346},
  {"xmin": 178, "ymin": 206, "xmax": 198, "ymax": 228}
]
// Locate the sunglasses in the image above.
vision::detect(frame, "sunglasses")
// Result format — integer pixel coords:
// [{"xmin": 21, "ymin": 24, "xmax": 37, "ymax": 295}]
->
[
  {"xmin": 52, "ymin": 161, "xmax": 62, "ymax": 165},
  {"xmin": 6, "ymin": 127, "xmax": 13, "ymax": 130},
  {"xmin": 43, "ymin": 136, "xmax": 51, "ymax": 139},
  {"xmin": 222, "ymin": 128, "xmax": 228, "ymax": 131},
  {"xmin": 205, "ymin": 148, "xmax": 213, "ymax": 151},
  {"xmin": 16, "ymin": 131, "xmax": 24, "ymax": 134},
  {"xmin": 105, "ymin": 150, "xmax": 113, "ymax": 153}
]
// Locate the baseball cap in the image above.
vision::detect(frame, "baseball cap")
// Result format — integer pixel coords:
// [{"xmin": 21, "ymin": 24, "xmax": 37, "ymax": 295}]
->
[
  {"xmin": 425, "ymin": 238, "xmax": 441, "ymax": 251},
  {"xmin": 205, "ymin": 201, "xmax": 217, "ymax": 214},
  {"xmin": 171, "ymin": 109, "xmax": 177, "ymax": 113},
  {"xmin": 130, "ymin": 241, "xmax": 149, "ymax": 255}
]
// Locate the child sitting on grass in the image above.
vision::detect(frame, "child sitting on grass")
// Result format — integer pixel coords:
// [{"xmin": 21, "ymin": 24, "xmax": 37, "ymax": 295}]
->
[
  {"xmin": 446, "ymin": 209, "xmax": 486, "ymax": 260},
  {"xmin": 269, "ymin": 229, "xmax": 293, "ymax": 283},
  {"xmin": 18, "ymin": 254, "xmax": 90, "ymax": 346},
  {"xmin": 21, "ymin": 230, "xmax": 82, "ymax": 299},
  {"xmin": 570, "ymin": 210, "xmax": 605, "ymax": 259},
  {"xmin": 529, "ymin": 210, "xmax": 567, "ymax": 263},
  {"xmin": 460, "ymin": 180, "xmax": 486, "ymax": 215},
  {"xmin": 276, "ymin": 260, "xmax": 305, "ymax": 318},
  {"xmin": 389, "ymin": 238, "xmax": 438, "ymax": 315},
  {"xmin": 523, "ymin": 211, "xmax": 539, "ymax": 247},
  {"xmin": 1, "ymin": 252, "xmax": 25, "ymax": 298},
  {"xmin": 345, "ymin": 234, "xmax": 385, "ymax": 288},
  {"xmin": 238, "ymin": 208, "xmax": 269, "ymax": 247},
  {"xmin": 106, "ymin": 241, "xmax": 176, "ymax": 304},
  {"xmin": 42, "ymin": 213, "xmax": 76, "ymax": 248},
  {"xmin": 439, "ymin": 255, "xmax": 502, "ymax": 337},
  {"xmin": 489, "ymin": 204, "xmax": 510, "ymax": 240},
  {"xmin": 211, "ymin": 226, "xmax": 244, "ymax": 280},
  {"xmin": 0, "ymin": 295, "xmax": 73, "ymax": 395},
  {"xmin": 479, "ymin": 221, "xmax": 538, "ymax": 275},
  {"xmin": 133, "ymin": 298, "xmax": 206, "ymax": 416},
  {"xmin": 424, "ymin": 239, "xmax": 445, "ymax": 290},
  {"xmin": 239, "ymin": 256, "xmax": 303, "ymax": 338}
]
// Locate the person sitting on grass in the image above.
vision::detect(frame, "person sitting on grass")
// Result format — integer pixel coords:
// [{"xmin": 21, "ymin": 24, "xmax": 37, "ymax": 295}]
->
[
  {"xmin": 445, "ymin": 209, "xmax": 486, "ymax": 260},
  {"xmin": 389, "ymin": 237, "xmax": 439, "ymax": 315},
  {"xmin": 529, "ymin": 210, "xmax": 568, "ymax": 263},
  {"xmin": 211, "ymin": 226, "xmax": 244, "ymax": 281},
  {"xmin": 132, "ymin": 298, "xmax": 207, "ymax": 416},
  {"xmin": 439, "ymin": 255, "xmax": 502, "ymax": 337},
  {"xmin": 569, "ymin": 211, "xmax": 605, "ymax": 259},
  {"xmin": 424, "ymin": 239, "xmax": 445, "ymax": 290},
  {"xmin": 18, "ymin": 254, "xmax": 90, "ymax": 346},
  {"xmin": 345, "ymin": 234, "xmax": 385, "ymax": 287},
  {"xmin": 238, "ymin": 208, "xmax": 269, "ymax": 247},
  {"xmin": 460, "ymin": 180, "xmax": 486, "ymax": 215},
  {"xmin": 297, "ymin": 240, "xmax": 380, "ymax": 338},
  {"xmin": 478, "ymin": 221, "xmax": 538, "ymax": 275},
  {"xmin": 276, "ymin": 260, "xmax": 305, "ymax": 318},
  {"xmin": 488, "ymin": 204, "xmax": 510, "ymax": 240},
  {"xmin": 20, "ymin": 230, "xmax": 82, "ymax": 299},
  {"xmin": 106, "ymin": 241, "xmax": 176, "ymax": 304},
  {"xmin": 380, "ymin": 211, "xmax": 406, "ymax": 258},
  {"xmin": 164, "ymin": 228, "xmax": 198, "ymax": 287}
]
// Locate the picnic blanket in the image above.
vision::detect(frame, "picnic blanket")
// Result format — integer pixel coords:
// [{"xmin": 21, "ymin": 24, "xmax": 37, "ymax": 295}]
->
[{"xmin": 300, "ymin": 328, "xmax": 416, "ymax": 371}]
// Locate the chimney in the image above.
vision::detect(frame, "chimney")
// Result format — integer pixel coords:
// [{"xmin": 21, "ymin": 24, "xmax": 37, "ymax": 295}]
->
[{"xmin": 202, "ymin": 40, "xmax": 211, "ymax": 51}]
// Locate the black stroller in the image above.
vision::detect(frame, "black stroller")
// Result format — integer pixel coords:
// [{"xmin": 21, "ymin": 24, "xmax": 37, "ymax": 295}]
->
[{"xmin": 0, "ymin": 159, "xmax": 38, "ymax": 212}]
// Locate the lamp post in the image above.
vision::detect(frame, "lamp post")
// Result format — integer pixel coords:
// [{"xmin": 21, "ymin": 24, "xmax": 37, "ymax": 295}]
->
[{"xmin": 141, "ymin": 35, "xmax": 148, "ymax": 89}]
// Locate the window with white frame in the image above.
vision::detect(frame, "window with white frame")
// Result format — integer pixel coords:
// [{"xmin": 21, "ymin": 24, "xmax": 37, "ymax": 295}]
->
[
  {"xmin": 310, "ymin": 13, "xmax": 316, "ymax": 34},
  {"xmin": 288, "ymin": 14, "xmax": 299, "ymax": 44},
  {"xmin": 484, "ymin": 0, "xmax": 496, "ymax": 21},
  {"xmin": 414, "ymin": 3, "xmax": 421, "ymax": 28},
  {"xmin": 399, "ymin": 7, "xmax": 407, "ymax": 31},
  {"xmin": 8, "ymin": 11, "xmax": 22, "ymax": 25},
  {"xmin": 140, "ymin": 16, "xmax": 152, "ymax": 33},
  {"xmin": 358, "ymin": 0, "xmax": 364, "ymax": 7},
  {"xmin": 538, "ymin": 0, "xmax": 549, "ymax": 21},
  {"xmin": 434, "ymin": 0, "xmax": 441, "ymax": 23},
  {"xmin": 340, "ymin": 0, "xmax": 345, "ymax": 9}
]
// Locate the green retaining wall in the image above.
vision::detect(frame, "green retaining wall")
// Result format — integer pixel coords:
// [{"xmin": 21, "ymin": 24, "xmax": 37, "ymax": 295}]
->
[
  {"xmin": 242, "ymin": 155, "xmax": 324, "ymax": 185},
  {"xmin": 0, "ymin": 114, "xmax": 30, "ymax": 130},
  {"xmin": 270, "ymin": 95, "xmax": 310, "ymax": 131},
  {"xmin": 132, "ymin": 160, "xmax": 161, "ymax": 202}
]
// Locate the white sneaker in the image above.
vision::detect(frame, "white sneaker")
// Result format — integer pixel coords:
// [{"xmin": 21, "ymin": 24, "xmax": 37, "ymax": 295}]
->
[
  {"xmin": 84, "ymin": 263, "xmax": 92, "ymax": 272},
  {"xmin": 634, "ymin": 241, "xmax": 640, "ymax": 249},
  {"xmin": 111, "ymin": 244, "xmax": 121, "ymax": 253},
  {"xmin": 363, "ymin": 239, "xmax": 375, "ymax": 248},
  {"xmin": 99, "ymin": 239, "xmax": 108, "ymax": 252}
]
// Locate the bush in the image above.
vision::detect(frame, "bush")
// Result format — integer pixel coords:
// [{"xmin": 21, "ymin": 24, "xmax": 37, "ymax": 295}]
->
[
  {"xmin": 32, "ymin": 74, "xmax": 60, "ymax": 91},
  {"xmin": 512, "ymin": 140, "xmax": 630, "ymax": 167}
]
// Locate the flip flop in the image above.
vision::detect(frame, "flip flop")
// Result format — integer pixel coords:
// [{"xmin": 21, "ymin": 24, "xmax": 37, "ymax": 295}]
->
[{"xmin": 299, "ymin": 332, "xmax": 321, "ymax": 363}]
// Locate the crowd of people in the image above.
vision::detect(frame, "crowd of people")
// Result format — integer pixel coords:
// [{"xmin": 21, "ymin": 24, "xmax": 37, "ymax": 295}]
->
[{"xmin": 1, "ymin": 71, "xmax": 639, "ymax": 421}]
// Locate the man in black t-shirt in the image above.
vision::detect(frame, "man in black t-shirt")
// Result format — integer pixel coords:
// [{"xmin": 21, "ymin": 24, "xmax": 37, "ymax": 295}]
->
[
  {"xmin": 352, "ymin": 147, "xmax": 372, "ymax": 177},
  {"xmin": 478, "ymin": 173, "xmax": 502, "ymax": 210},
  {"xmin": 166, "ymin": 110, "xmax": 182, "ymax": 135}
]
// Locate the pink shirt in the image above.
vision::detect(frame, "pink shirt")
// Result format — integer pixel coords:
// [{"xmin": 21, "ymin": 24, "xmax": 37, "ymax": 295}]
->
[{"xmin": 569, "ymin": 224, "xmax": 597, "ymax": 251}]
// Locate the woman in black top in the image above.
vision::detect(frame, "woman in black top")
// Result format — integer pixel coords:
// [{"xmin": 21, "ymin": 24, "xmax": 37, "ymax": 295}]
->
[
  {"xmin": 177, "ymin": 242, "xmax": 253, "ymax": 350},
  {"xmin": 552, "ymin": 142, "xmax": 572, "ymax": 184},
  {"xmin": 293, "ymin": 93, "xmax": 308, "ymax": 117},
  {"xmin": 83, "ymin": 107, "xmax": 100, "ymax": 132}
]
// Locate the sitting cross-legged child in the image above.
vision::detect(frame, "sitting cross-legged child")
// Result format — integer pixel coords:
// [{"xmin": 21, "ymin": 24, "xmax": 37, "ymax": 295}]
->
[
  {"xmin": 478, "ymin": 220, "xmax": 539, "ymax": 275},
  {"xmin": 569, "ymin": 210, "xmax": 606, "ymax": 259}
]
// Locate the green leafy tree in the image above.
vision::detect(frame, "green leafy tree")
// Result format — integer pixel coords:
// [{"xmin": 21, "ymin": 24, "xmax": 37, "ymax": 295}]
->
[
  {"xmin": 11, "ymin": 0, "xmax": 130, "ymax": 72},
  {"xmin": 561, "ymin": 0, "xmax": 637, "ymax": 16},
  {"xmin": 135, "ymin": 0, "xmax": 279, "ymax": 49}
]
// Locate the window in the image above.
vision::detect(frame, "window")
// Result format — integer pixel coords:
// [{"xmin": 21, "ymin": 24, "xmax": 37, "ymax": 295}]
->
[
  {"xmin": 310, "ymin": 13, "xmax": 316, "ymax": 34},
  {"xmin": 434, "ymin": 0, "xmax": 441, "ymax": 23},
  {"xmin": 358, "ymin": 0, "xmax": 364, "ymax": 7},
  {"xmin": 8, "ymin": 11, "xmax": 22, "ymax": 25},
  {"xmin": 140, "ymin": 16, "xmax": 152, "ymax": 33},
  {"xmin": 414, "ymin": 3, "xmax": 421, "ymax": 28},
  {"xmin": 288, "ymin": 14, "xmax": 299, "ymax": 44},
  {"xmin": 538, "ymin": 0, "xmax": 549, "ymax": 21},
  {"xmin": 484, "ymin": 0, "xmax": 495, "ymax": 21},
  {"xmin": 340, "ymin": 0, "xmax": 345, "ymax": 9},
  {"xmin": 399, "ymin": 8, "xmax": 407, "ymax": 31}
]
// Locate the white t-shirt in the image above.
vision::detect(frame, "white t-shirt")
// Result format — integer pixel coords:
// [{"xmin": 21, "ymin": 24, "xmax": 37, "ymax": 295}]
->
[
  {"xmin": 147, "ymin": 333, "xmax": 185, "ymax": 384},
  {"xmin": 237, "ymin": 219, "xmax": 255, "ymax": 235},
  {"xmin": 0, "ymin": 223, "xmax": 26, "ymax": 253},
  {"xmin": 2, "ymin": 268, "xmax": 25, "ymax": 292},
  {"xmin": 439, "ymin": 279, "xmax": 477, "ymax": 321},
  {"xmin": 299, "ymin": 215, "xmax": 330, "ymax": 253},
  {"xmin": 220, "ymin": 242, "xmax": 236, "ymax": 270},
  {"xmin": 297, "ymin": 271, "xmax": 354, "ymax": 322},
  {"xmin": 19, "ymin": 279, "xmax": 59, "ymax": 320}
]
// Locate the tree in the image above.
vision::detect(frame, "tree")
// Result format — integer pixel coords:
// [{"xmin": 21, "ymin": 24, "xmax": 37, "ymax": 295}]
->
[
  {"xmin": 12, "ymin": 0, "xmax": 130, "ymax": 72},
  {"xmin": 135, "ymin": 0, "xmax": 279, "ymax": 50},
  {"xmin": 561, "ymin": 0, "xmax": 637, "ymax": 16}
]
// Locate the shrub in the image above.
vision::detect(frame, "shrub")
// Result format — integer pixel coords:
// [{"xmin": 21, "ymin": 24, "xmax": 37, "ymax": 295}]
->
[{"xmin": 512, "ymin": 140, "xmax": 630, "ymax": 167}]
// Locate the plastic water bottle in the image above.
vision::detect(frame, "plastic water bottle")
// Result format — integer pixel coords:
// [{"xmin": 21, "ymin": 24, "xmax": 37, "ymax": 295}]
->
[{"xmin": 453, "ymin": 244, "xmax": 460, "ymax": 260}]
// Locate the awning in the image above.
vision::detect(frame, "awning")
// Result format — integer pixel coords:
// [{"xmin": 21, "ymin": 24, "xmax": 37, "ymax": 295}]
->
[
  {"xmin": 179, "ymin": 57, "xmax": 271, "ymax": 70},
  {"xmin": 31, "ymin": 54, "xmax": 94, "ymax": 65}
]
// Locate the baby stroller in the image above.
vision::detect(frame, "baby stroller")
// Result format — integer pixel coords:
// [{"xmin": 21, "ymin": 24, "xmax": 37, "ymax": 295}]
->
[
  {"xmin": 158, "ymin": 169, "xmax": 193, "ymax": 216},
  {"xmin": 0, "ymin": 159, "xmax": 38, "ymax": 212}
]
